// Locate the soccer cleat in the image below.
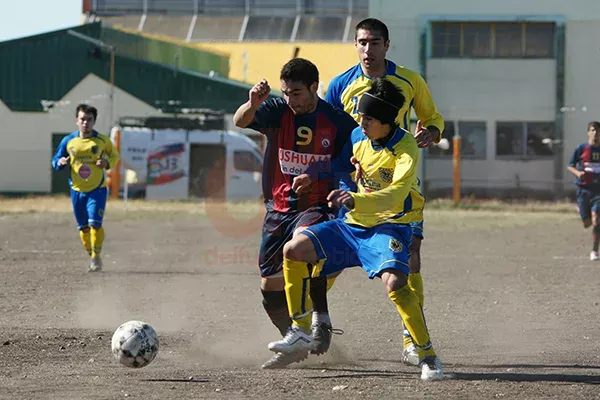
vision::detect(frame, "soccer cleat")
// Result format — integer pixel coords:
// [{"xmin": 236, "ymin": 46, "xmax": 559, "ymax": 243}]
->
[
  {"xmin": 419, "ymin": 356, "xmax": 444, "ymax": 380},
  {"xmin": 591, "ymin": 251, "xmax": 600, "ymax": 261},
  {"xmin": 310, "ymin": 312, "xmax": 343, "ymax": 355},
  {"xmin": 260, "ymin": 350, "xmax": 309, "ymax": 369},
  {"xmin": 268, "ymin": 326, "xmax": 317, "ymax": 354},
  {"xmin": 89, "ymin": 256, "xmax": 103, "ymax": 272},
  {"xmin": 311, "ymin": 321, "xmax": 332, "ymax": 355},
  {"xmin": 401, "ymin": 344, "xmax": 420, "ymax": 367}
]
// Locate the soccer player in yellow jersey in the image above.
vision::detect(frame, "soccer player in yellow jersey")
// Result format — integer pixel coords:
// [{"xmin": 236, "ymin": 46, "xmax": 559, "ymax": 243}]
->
[
  {"xmin": 317, "ymin": 18, "xmax": 445, "ymax": 362},
  {"xmin": 51, "ymin": 104, "xmax": 120, "ymax": 272},
  {"xmin": 268, "ymin": 78, "xmax": 443, "ymax": 380}
]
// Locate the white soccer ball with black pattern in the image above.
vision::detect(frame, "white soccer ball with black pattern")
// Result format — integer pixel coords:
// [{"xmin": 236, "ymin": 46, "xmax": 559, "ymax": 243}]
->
[{"xmin": 111, "ymin": 320, "xmax": 159, "ymax": 368}]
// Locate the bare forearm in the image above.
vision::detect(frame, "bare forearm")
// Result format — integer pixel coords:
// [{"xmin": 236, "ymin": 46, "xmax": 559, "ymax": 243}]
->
[
  {"xmin": 233, "ymin": 101, "xmax": 258, "ymax": 128},
  {"xmin": 567, "ymin": 166, "xmax": 581, "ymax": 177}
]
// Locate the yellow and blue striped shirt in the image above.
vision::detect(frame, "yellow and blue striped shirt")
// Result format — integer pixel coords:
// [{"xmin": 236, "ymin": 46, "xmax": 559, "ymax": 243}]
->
[{"xmin": 326, "ymin": 60, "xmax": 444, "ymax": 136}]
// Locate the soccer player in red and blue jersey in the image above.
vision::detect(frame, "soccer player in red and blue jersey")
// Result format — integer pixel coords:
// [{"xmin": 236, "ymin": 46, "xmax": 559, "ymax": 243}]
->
[
  {"xmin": 568, "ymin": 121, "xmax": 600, "ymax": 260},
  {"xmin": 52, "ymin": 104, "xmax": 120, "ymax": 272},
  {"xmin": 233, "ymin": 58, "xmax": 357, "ymax": 369}
]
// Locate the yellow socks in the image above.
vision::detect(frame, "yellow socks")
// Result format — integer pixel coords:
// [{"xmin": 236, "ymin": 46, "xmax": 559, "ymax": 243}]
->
[
  {"xmin": 79, "ymin": 230, "xmax": 92, "ymax": 256},
  {"xmin": 326, "ymin": 276, "xmax": 337, "ymax": 292},
  {"xmin": 282, "ymin": 257, "xmax": 316, "ymax": 332},
  {"xmin": 408, "ymin": 273, "xmax": 424, "ymax": 305},
  {"xmin": 90, "ymin": 227, "xmax": 104, "ymax": 258},
  {"xmin": 389, "ymin": 285, "xmax": 436, "ymax": 359}
]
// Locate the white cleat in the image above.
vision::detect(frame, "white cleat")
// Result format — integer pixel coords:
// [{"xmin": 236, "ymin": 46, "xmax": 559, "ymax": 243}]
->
[
  {"xmin": 591, "ymin": 251, "xmax": 600, "ymax": 261},
  {"xmin": 89, "ymin": 256, "xmax": 103, "ymax": 272},
  {"xmin": 268, "ymin": 326, "xmax": 317, "ymax": 354},
  {"xmin": 420, "ymin": 356, "xmax": 444, "ymax": 380},
  {"xmin": 401, "ymin": 344, "xmax": 420, "ymax": 367},
  {"xmin": 261, "ymin": 351, "xmax": 309, "ymax": 369}
]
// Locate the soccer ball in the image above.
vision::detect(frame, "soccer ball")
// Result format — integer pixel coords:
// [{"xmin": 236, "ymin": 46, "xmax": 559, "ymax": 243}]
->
[{"xmin": 111, "ymin": 320, "xmax": 159, "ymax": 368}]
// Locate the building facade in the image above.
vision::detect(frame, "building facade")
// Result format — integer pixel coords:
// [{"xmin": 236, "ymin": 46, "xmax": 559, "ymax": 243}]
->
[{"xmin": 372, "ymin": 0, "xmax": 600, "ymax": 196}]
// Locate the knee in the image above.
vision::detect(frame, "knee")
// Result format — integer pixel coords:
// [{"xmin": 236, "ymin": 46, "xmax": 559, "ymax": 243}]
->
[
  {"xmin": 80, "ymin": 227, "xmax": 90, "ymax": 233},
  {"xmin": 283, "ymin": 235, "xmax": 313, "ymax": 262},
  {"xmin": 261, "ymin": 276, "xmax": 284, "ymax": 292},
  {"xmin": 382, "ymin": 270, "xmax": 408, "ymax": 293}
]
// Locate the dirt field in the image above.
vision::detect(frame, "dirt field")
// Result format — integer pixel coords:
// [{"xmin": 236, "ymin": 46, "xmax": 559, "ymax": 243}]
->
[{"xmin": 1, "ymin": 198, "xmax": 600, "ymax": 399}]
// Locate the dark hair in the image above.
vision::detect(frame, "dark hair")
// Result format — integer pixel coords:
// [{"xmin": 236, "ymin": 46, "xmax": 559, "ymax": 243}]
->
[
  {"xmin": 75, "ymin": 104, "xmax": 98, "ymax": 120},
  {"xmin": 367, "ymin": 78, "xmax": 405, "ymax": 110},
  {"xmin": 280, "ymin": 58, "xmax": 319, "ymax": 88},
  {"xmin": 355, "ymin": 18, "xmax": 389, "ymax": 43},
  {"xmin": 589, "ymin": 121, "xmax": 600, "ymax": 131}
]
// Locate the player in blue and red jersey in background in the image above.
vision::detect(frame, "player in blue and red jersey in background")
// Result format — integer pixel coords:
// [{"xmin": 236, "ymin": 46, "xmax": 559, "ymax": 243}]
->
[
  {"xmin": 233, "ymin": 58, "xmax": 357, "ymax": 369},
  {"xmin": 568, "ymin": 121, "xmax": 600, "ymax": 260},
  {"xmin": 52, "ymin": 104, "xmax": 120, "ymax": 272}
]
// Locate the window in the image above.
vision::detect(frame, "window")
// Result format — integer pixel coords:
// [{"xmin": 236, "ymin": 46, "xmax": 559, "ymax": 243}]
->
[
  {"xmin": 496, "ymin": 122, "xmax": 555, "ymax": 157},
  {"xmin": 463, "ymin": 23, "xmax": 491, "ymax": 57},
  {"xmin": 431, "ymin": 22, "xmax": 554, "ymax": 59},
  {"xmin": 234, "ymin": 150, "xmax": 262, "ymax": 172},
  {"xmin": 428, "ymin": 121, "xmax": 487, "ymax": 158}
]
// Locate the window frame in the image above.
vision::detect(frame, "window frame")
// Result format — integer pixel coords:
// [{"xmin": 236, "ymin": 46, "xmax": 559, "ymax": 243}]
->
[{"xmin": 430, "ymin": 21, "xmax": 555, "ymax": 59}]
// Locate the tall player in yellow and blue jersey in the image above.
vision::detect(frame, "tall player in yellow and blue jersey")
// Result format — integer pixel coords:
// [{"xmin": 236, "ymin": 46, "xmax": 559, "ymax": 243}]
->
[
  {"xmin": 268, "ymin": 79, "xmax": 443, "ymax": 380},
  {"xmin": 51, "ymin": 104, "xmax": 120, "ymax": 272},
  {"xmin": 318, "ymin": 18, "xmax": 445, "ymax": 362}
]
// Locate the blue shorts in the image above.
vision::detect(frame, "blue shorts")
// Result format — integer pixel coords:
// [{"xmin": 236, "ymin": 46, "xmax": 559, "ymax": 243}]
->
[
  {"xmin": 70, "ymin": 187, "xmax": 107, "ymax": 230},
  {"xmin": 301, "ymin": 219, "xmax": 412, "ymax": 279},
  {"xmin": 338, "ymin": 206, "xmax": 424, "ymax": 238},
  {"xmin": 576, "ymin": 187, "xmax": 600, "ymax": 221}
]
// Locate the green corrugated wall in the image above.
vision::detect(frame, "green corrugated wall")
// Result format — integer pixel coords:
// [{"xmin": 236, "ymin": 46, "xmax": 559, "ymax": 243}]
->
[{"xmin": 0, "ymin": 22, "xmax": 257, "ymax": 113}]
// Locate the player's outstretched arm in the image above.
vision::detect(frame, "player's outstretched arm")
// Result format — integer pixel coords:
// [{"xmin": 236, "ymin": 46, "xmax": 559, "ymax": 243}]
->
[{"xmin": 233, "ymin": 79, "xmax": 271, "ymax": 128}]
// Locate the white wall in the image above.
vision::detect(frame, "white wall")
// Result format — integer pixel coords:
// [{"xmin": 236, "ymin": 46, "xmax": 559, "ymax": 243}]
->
[
  {"xmin": 0, "ymin": 74, "xmax": 160, "ymax": 192},
  {"xmin": 427, "ymin": 60, "xmax": 555, "ymax": 122},
  {"xmin": 562, "ymin": 21, "xmax": 600, "ymax": 187}
]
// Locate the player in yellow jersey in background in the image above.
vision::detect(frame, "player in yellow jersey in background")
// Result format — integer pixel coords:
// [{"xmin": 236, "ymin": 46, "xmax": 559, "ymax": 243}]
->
[
  {"xmin": 269, "ymin": 78, "xmax": 443, "ymax": 380},
  {"xmin": 314, "ymin": 18, "xmax": 444, "ymax": 364},
  {"xmin": 52, "ymin": 104, "xmax": 120, "ymax": 272}
]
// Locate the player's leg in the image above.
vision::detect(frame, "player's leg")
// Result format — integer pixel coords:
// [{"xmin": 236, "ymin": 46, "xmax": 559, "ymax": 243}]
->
[
  {"xmin": 359, "ymin": 224, "xmax": 442, "ymax": 380},
  {"xmin": 294, "ymin": 208, "xmax": 339, "ymax": 355},
  {"xmin": 71, "ymin": 189, "xmax": 92, "ymax": 258},
  {"xmin": 577, "ymin": 187, "xmax": 592, "ymax": 228},
  {"xmin": 407, "ymin": 221, "xmax": 424, "ymax": 304},
  {"xmin": 259, "ymin": 210, "xmax": 312, "ymax": 369},
  {"xmin": 591, "ymin": 196, "xmax": 600, "ymax": 259},
  {"xmin": 268, "ymin": 219, "xmax": 356, "ymax": 355},
  {"xmin": 259, "ymin": 210, "xmax": 294, "ymax": 336},
  {"xmin": 87, "ymin": 187, "xmax": 108, "ymax": 272},
  {"xmin": 403, "ymin": 222, "xmax": 425, "ymax": 360},
  {"xmin": 577, "ymin": 188, "xmax": 597, "ymax": 260}
]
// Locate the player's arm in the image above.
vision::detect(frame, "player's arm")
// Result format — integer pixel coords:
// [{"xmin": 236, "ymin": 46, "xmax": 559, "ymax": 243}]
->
[
  {"xmin": 349, "ymin": 139, "xmax": 418, "ymax": 214},
  {"xmin": 324, "ymin": 76, "xmax": 344, "ymax": 110},
  {"xmin": 295, "ymin": 138, "xmax": 355, "ymax": 194},
  {"xmin": 567, "ymin": 146, "xmax": 584, "ymax": 178},
  {"xmin": 412, "ymin": 73, "xmax": 444, "ymax": 144},
  {"xmin": 104, "ymin": 138, "xmax": 120, "ymax": 170},
  {"xmin": 233, "ymin": 79, "xmax": 271, "ymax": 129},
  {"xmin": 51, "ymin": 136, "xmax": 71, "ymax": 171}
]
